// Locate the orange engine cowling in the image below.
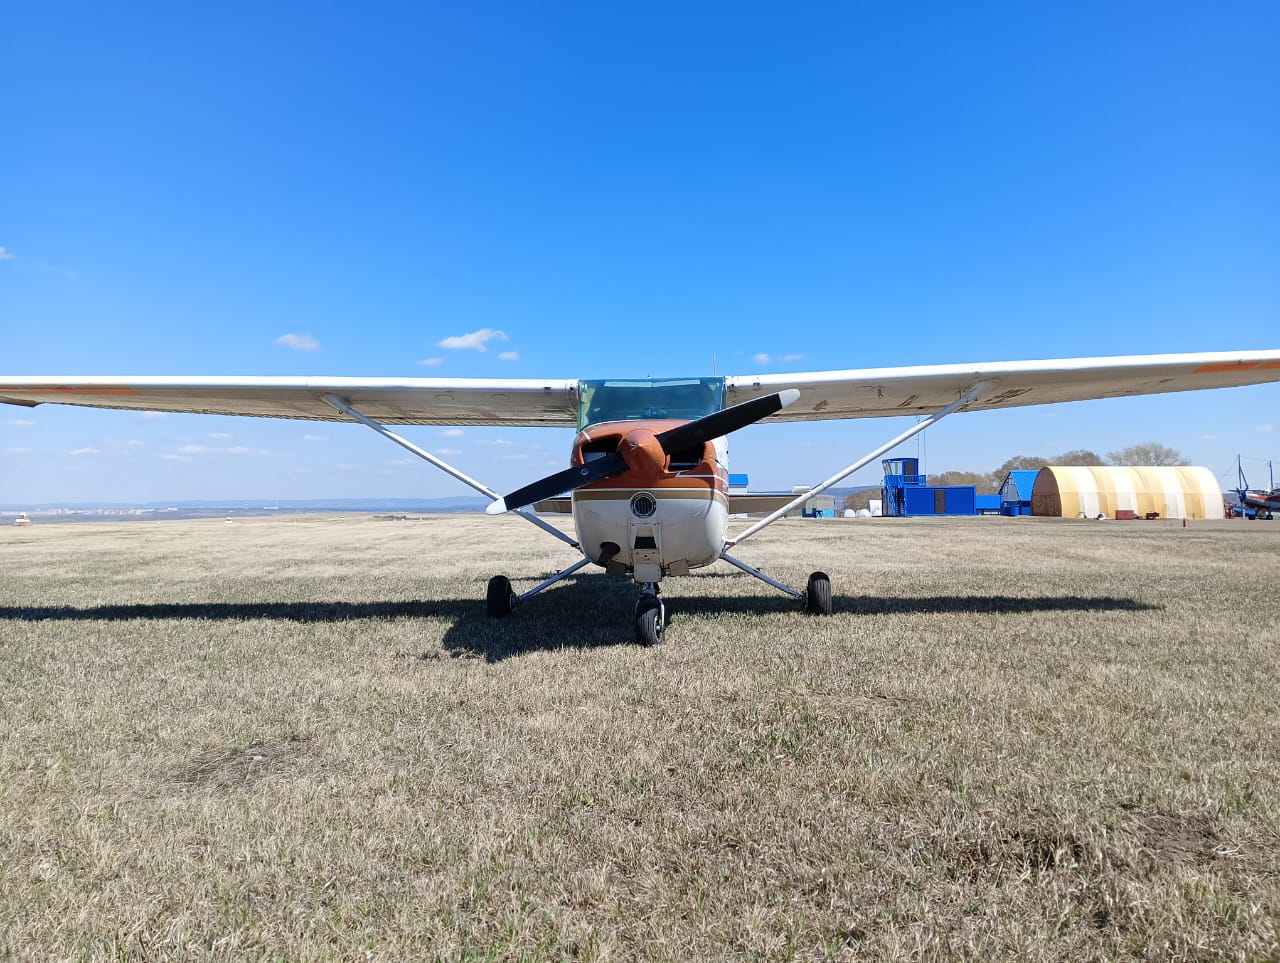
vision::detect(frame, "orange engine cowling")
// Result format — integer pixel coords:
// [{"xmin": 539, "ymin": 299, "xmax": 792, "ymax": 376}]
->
[{"xmin": 571, "ymin": 420, "xmax": 719, "ymax": 489}]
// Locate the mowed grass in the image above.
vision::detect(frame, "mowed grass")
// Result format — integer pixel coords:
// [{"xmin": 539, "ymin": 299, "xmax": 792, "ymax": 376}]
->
[{"xmin": 1, "ymin": 514, "xmax": 1278, "ymax": 962}]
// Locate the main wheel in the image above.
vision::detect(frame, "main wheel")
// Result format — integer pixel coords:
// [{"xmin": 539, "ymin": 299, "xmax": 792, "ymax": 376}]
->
[
  {"xmin": 635, "ymin": 597, "xmax": 665, "ymax": 646},
  {"xmin": 486, "ymin": 575, "xmax": 515, "ymax": 617},
  {"xmin": 805, "ymin": 571, "xmax": 833, "ymax": 615}
]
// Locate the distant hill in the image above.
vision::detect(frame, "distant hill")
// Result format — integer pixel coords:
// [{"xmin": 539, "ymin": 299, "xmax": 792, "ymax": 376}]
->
[
  {"xmin": 3, "ymin": 496, "xmax": 492, "ymax": 523},
  {"xmin": 9, "ymin": 488, "xmax": 888, "ymax": 523}
]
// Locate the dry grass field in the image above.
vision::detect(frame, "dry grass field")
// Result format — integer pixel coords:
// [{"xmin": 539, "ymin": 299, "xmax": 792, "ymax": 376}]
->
[{"xmin": 1, "ymin": 513, "xmax": 1278, "ymax": 962}]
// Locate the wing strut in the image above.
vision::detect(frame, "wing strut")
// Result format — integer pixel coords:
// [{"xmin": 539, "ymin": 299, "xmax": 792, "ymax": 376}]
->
[
  {"xmin": 320, "ymin": 394, "xmax": 579, "ymax": 549},
  {"xmin": 725, "ymin": 380, "xmax": 994, "ymax": 549}
]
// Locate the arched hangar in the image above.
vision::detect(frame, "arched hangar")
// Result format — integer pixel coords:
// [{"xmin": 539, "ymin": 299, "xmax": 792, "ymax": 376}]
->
[{"xmin": 1030, "ymin": 466, "xmax": 1223, "ymax": 520}]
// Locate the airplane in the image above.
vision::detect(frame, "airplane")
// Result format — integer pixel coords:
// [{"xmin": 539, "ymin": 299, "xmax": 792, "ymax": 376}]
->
[
  {"xmin": 1233, "ymin": 456, "xmax": 1277, "ymax": 520},
  {"xmin": 1240, "ymin": 489, "xmax": 1280, "ymax": 520},
  {"xmin": 5, "ymin": 348, "xmax": 1280, "ymax": 644}
]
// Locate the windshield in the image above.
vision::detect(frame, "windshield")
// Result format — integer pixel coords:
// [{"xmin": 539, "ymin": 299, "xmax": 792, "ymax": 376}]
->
[{"xmin": 577, "ymin": 377, "xmax": 725, "ymax": 430}]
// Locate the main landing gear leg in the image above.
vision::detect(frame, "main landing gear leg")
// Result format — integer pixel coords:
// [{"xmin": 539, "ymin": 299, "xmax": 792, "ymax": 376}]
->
[
  {"xmin": 487, "ymin": 557, "xmax": 594, "ymax": 618},
  {"xmin": 719, "ymin": 551, "xmax": 831, "ymax": 615}
]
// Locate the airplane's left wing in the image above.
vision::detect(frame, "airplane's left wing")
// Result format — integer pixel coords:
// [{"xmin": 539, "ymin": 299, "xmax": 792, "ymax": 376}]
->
[
  {"xmin": 725, "ymin": 349, "xmax": 1280, "ymax": 421},
  {"xmin": 0, "ymin": 376, "xmax": 580, "ymax": 427}
]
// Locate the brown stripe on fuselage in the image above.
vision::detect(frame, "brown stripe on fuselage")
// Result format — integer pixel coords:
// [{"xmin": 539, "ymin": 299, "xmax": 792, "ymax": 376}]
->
[{"xmin": 573, "ymin": 488, "xmax": 728, "ymax": 506}]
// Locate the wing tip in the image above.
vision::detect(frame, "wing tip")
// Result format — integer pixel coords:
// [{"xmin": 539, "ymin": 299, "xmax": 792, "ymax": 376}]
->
[{"xmin": 485, "ymin": 498, "xmax": 508, "ymax": 516}]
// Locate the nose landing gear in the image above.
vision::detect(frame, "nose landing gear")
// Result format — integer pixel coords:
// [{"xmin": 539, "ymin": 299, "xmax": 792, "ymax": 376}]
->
[{"xmin": 634, "ymin": 584, "xmax": 666, "ymax": 646}]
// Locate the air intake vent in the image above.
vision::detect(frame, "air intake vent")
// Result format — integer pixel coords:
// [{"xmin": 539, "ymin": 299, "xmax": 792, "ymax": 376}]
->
[{"xmin": 668, "ymin": 444, "xmax": 705, "ymax": 470}]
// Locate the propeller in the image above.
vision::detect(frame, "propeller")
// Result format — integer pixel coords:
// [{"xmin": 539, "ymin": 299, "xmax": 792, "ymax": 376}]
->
[{"xmin": 486, "ymin": 388, "xmax": 800, "ymax": 514}]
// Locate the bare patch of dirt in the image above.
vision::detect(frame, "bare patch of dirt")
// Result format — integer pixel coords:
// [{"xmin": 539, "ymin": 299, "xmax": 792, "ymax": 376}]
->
[
  {"xmin": 1127, "ymin": 809, "xmax": 1221, "ymax": 867},
  {"xmin": 804, "ymin": 690, "xmax": 913, "ymax": 711}
]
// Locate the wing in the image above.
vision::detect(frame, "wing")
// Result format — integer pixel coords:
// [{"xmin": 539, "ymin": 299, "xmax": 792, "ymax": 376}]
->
[
  {"xmin": 4, "ymin": 349, "xmax": 1279, "ymax": 426},
  {"xmin": 0, "ymin": 376, "xmax": 579, "ymax": 426},
  {"xmin": 725, "ymin": 350, "xmax": 1280, "ymax": 420}
]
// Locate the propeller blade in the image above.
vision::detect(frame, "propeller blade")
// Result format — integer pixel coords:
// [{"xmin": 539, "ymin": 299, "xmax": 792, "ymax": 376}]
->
[
  {"xmin": 655, "ymin": 388, "xmax": 800, "ymax": 454},
  {"xmin": 487, "ymin": 389, "xmax": 800, "ymax": 516},
  {"xmin": 486, "ymin": 451, "xmax": 628, "ymax": 515}
]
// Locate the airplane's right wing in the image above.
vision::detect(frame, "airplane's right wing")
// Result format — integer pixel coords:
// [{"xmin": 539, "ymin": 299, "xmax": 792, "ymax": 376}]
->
[{"xmin": 725, "ymin": 350, "xmax": 1280, "ymax": 421}]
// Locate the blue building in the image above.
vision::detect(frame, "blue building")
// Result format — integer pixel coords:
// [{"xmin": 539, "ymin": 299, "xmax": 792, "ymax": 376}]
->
[
  {"xmin": 999, "ymin": 470, "xmax": 1039, "ymax": 516},
  {"xmin": 881, "ymin": 457, "xmax": 979, "ymax": 516}
]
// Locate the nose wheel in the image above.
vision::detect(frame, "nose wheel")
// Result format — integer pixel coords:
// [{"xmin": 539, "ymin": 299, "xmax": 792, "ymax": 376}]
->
[{"xmin": 635, "ymin": 587, "xmax": 666, "ymax": 646}]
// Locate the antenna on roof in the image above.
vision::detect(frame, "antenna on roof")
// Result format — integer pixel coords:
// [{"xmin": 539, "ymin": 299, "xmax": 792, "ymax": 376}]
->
[{"xmin": 712, "ymin": 353, "xmax": 718, "ymax": 376}]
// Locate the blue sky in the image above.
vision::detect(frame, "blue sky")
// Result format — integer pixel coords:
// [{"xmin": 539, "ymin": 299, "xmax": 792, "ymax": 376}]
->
[{"xmin": 3, "ymin": 3, "xmax": 1278, "ymax": 504}]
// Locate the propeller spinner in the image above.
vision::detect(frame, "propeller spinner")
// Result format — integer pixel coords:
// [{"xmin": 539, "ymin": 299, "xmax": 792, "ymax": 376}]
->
[{"xmin": 486, "ymin": 388, "xmax": 800, "ymax": 515}]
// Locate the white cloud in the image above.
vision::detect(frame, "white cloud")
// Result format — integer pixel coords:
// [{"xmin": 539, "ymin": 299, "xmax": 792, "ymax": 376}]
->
[
  {"xmin": 139, "ymin": 411, "xmax": 166, "ymax": 420},
  {"xmin": 162, "ymin": 453, "xmax": 192, "ymax": 462},
  {"xmin": 0, "ymin": 246, "xmax": 13, "ymax": 261},
  {"xmin": 439, "ymin": 428, "xmax": 464, "ymax": 438},
  {"xmin": 437, "ymin": 328, "xmax": 507, "ymax": 352},
  {"xmin": 5, "ymin": 418, "xmax": 34, "ymax": 427},
  {"xmin": 752, "ymin": 352, "xmax": 805, "ymax": 365},
  {"xmin": 275, "ymin": 333, "xmax": 319, "ymax": 352},
  {"xmin": 435, "ymin": 448, "xmax": 462, "ymax": 457},
  {"xmin": 417, "ymin": 357, "xmax": 444, "ymax": 367},
  {"xmin": 498, "ymin": 351, "xmax": 520, "ymax": 361},
  {"xmin": 177, "ymin": 444, "xmax": 270, "ymax": 456},
  {"xmin": 127, "ymin": 439, "xmax": 144, "ymax": 447},
  {"xmin": 1256, "ymin": 424, "xmax": 1273, "ymax": 433},
  {"xmin": 303, "ymin": 434, "xmax": 326, "ymax": 442},
  {"xmin": 479, "ymin": 438, "xmax": 514, "ymax": 446},
  {"xmin": 209, "ymin": 432, "xmax": 232, "ymax": 440},
  {"xmin": 69, "ymin": 447, "xmax": 101, "ymax": 456}
]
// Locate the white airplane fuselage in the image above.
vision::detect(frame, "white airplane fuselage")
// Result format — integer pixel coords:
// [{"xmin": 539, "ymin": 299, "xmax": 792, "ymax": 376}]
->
[{"xmin": 567, "ymin": 420, "xmax": 730, "ymax": 584}]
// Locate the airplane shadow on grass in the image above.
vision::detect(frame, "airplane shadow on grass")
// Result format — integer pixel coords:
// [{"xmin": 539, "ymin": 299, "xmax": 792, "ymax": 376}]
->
[{"xmin": 1, "ymin": 573, "xmax": 1160, "ymax": 663}]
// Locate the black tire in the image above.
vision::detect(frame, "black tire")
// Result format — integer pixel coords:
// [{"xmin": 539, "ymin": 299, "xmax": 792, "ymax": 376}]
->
[
  {"xmin": 635, "ymin": 597, "xmax": 665, "ymax": 646},
  {"xmin": 486, "ymin": 575, "xmax": 515, "ymax": 618},
  {"xmin": 805, "ymin": 571, "xmax": 833, "ymax": 615}
]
